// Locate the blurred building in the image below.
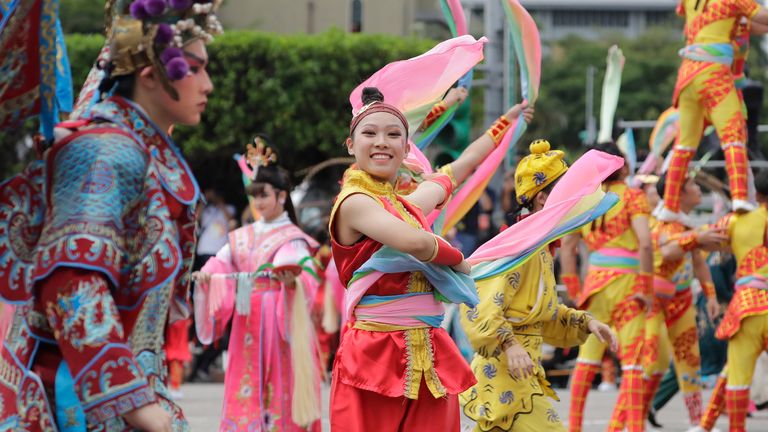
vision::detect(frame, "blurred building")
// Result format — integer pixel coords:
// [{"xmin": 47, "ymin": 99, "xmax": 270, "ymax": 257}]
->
[
  {"xmin": 218, "ymin": 1, "xmax": 681, "ymax": 40},
  {"xmin": 218, "ymin": 0, "xmax": 449, "ymax": 37},
  {"xmin": 518, "ymin": 0, "xmax": 680, "ymax": 41}
]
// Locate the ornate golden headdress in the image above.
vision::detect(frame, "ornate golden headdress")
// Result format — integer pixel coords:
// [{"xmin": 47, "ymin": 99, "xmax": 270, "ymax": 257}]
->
[
  {"xmin": 246, "ymin": 136, "xmax": 278, "ymax": 178},
  {"xmin": 105, "ymin": 0, "xmax": 223, "ymax": 100}
]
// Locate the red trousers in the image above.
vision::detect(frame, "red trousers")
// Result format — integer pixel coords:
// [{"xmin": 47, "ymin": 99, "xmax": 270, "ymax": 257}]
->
[{"xmin": 330, "ymin": 377, "xmax": 460, "ymax": 431}]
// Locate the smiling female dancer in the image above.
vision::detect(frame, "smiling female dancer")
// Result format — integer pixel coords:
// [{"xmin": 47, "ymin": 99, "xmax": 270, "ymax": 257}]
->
[{"xmin": 329, "ymin": 87, "xmax": 479, "ymax": 431}]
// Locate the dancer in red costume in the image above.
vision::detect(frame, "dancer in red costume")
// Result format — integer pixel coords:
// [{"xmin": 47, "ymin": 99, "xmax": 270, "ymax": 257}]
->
[{"xmin": 329, "ymin": 88, "xmax": 476, "ymax": 431}]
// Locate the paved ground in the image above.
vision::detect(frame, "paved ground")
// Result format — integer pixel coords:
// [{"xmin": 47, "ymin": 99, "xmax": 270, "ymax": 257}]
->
[{"xmin": 178, "ymin": 382, "xmax": 768, "ymax": 431}]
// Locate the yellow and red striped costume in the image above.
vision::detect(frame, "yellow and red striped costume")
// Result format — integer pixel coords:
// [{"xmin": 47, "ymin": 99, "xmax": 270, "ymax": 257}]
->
[
  {"xmin": 566, "ymin": 183, "xmax": 652, "ymax": 432},
  {"xmin": 664, "ymin": 0, "xmax": 760, "ymax": 215},
  {"xmin": 641, "ymin": 220, "xmax": 717, "ymax": 425},
  {"xmin": 705, "ymin": 207, "xmax": 768, "ymax": 431}
]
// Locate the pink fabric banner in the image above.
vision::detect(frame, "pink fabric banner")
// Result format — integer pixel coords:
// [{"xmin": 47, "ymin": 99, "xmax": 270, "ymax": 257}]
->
[
  {"xmin": 469, "ymin": 150, "xmax": 624, "ymax": 263},
  {"xmin": 349, "ymin": 35, "xmax": 487, "ymax": 132}
]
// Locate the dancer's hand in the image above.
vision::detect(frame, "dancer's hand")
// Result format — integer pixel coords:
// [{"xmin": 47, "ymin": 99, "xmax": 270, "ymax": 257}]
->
[
  {"xmin": 444, "ymin": 87, "xmax": 469, "ymax": 107},
  {"xmin": 192, "ymin": 271, "xmax": 211, "ymax": 285},
  {"xmin": 274, "ymin": 270, "xmax": 300, "ymax": 287},
  {"xmin": 588, "ymin": 319, "xmax": 618, "ymax": 352},
  {"xmin": 630, "ymin": 293, "xmax": 652, "ymax": 312},
  {"xmin": 124, "ymin": 403, "xmax": 172, "ymax": 432},
  {"xmin": 504, "ymin": 101, "xmax": 534, "ymax": 124},
  {"xmin": 505, "ymin": 342, "xmax": 534, "ymax": 379},
  {"xmin": 695, "ymin": 227, "xmax": 729, "ymax": 251},
  {"xmin": 451, "ymin": 259, "xmax": 471, "ymax": 275},
  {"xmin": 706, "ymin": 296, "xmax": 721, "ymax": 320}
]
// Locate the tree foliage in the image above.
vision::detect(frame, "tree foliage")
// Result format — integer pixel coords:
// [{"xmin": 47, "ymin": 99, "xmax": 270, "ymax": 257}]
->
[
  {"xmin": 525, "ymin": 29, "xmax": 683, "ymax": 154},
  {"xmin": 63, "ymin": 30, "xmax": 435, "ymax": 175},
  {"xmin": 7, "ymin": 27, "xmax": 768, "ymax": 185},
  {"xmin": 60, "ymin": 0, "xmax": 105, "ymax": 34}
]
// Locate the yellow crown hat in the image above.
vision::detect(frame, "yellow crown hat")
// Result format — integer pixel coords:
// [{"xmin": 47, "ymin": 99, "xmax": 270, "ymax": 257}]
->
[{"xmin": 515, "ymin": 139, "xmax": 568, "ymax": 205}]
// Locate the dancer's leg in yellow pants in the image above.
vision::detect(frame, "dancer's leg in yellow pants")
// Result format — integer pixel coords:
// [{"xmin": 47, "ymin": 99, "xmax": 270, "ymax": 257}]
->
[
  {"xmin": 726, "ymin": 314, "xmax": 768, "ymax": 432},
  {"xmin": 665, "ymin": 64, "xmax": 750, "ymax": 213}
]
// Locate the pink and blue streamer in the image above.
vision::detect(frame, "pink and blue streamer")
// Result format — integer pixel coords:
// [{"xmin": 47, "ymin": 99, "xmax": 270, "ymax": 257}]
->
[
  {"xmin": 469, "ymin": 150, "xmax": 625, "ymax": 280},
  {"xmin": 415, "ymin": 0, "xmax": 473, "ymax": 151},
  {"xmin": 343, "ymin": 246, "xmax": 478, "ymax": 323},
  {"xmin": 501, "ymin": 0, "xmax": 542, "ymax": 105},
  {"xmin": 435, "ymin": 0, "xmax": 542, "ymax": 233},
  {"xmin": 435, "ymin": 116, "xmax": 526, "ymax": 232},
  {"xmin": 349, "ymin": 35, "xmax": 487, "ymax": 134}
]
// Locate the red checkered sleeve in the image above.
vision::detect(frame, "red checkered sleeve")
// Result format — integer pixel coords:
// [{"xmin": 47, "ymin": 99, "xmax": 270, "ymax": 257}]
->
[
  {"xmin": 736, "ymin": 0, "xmax": 760, "ymax": 18},
  {"xmin": 626, "ymin": 188, "xmax": 652, "ymax": 219}
]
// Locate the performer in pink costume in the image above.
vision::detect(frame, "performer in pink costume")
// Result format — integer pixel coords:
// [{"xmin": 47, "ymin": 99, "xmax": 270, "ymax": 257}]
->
[{"xmin": 194, "ymin": 141, "xmax": 322, "ymax": 431}]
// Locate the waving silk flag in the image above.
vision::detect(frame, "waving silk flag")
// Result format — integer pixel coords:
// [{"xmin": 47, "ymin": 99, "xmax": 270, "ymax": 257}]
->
[
  {"xmin": 616, "ymin": 128, "xmax": 636, "ymax": 179},
  {"xmin": 469, "ymin": 150, "xmax": 624, "ymax": 279},
  {"xmin": 597, "ymin": 45, "xmax": 625, "ymax": 144},
  {"xmin": 414, "ymin": 0, "xmax": 473, "ymax": 151},
  {"xmin": 349, "ymin": 35, "xmax": 487, "ymax": 134},
  {"xmin": 502, "ymin": 0, "xmax": 541, "ymax": 104},
  {"xmin": 438, "ymin": 0, "xmax": 542, "ymax": 233},
  {"xmin": 637, "ymin": 107, "xmax": 679, "ymax": 176}
]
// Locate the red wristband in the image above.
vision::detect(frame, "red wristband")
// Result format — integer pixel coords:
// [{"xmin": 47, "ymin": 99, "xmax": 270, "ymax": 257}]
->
[
  {"xmin": 428, "ymin": 235, "xmax": 464, "ymax": 266},
  {"xmin": 701, "ymin": 281, "xmax": 716, "ymax": 299},
  {"xmin": 426, "ymin": 173, "xmax": 454, "ymax": 209},
  {"xmin": 677, "ymin": 231, "xmax": 699, "ymax": 253},
  {"xmin": 561, "ymin": 273, "xmax": 582, "ymax": 300}
]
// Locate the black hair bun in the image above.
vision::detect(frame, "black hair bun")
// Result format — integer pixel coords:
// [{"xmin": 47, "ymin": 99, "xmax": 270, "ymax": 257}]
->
[{"xmin": 362, "ymin": 87, "xmax": 384, "ymax": 105}]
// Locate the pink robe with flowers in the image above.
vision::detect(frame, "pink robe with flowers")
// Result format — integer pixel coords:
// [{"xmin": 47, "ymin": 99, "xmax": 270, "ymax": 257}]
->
[{"xmin": 195, "ymin": 213, "xmax": 321, "ymax": 431}]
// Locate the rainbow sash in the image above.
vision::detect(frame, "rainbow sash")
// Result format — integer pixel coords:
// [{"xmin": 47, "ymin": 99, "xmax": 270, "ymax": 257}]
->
[
  {"xmin": 588, "ymin": 248, "xmax": 639, "ymax": 273},
  {"xmin": 735, "ymin": 275, "xmax": 768, "ymax": 291},
  {"xmin": 679, "ymin": 43, "xmax": 734, "ymax": 65},
  {"xmin": 654, "ymin": 277, "xmax": 692, "ymax": 299},
  {"xmin": 344, "ymin": 246, "xmax": 478, "ymax": 324},
  {"xmin": 355, "ymin": 293, "xmax": 445, "ymax": 328}
]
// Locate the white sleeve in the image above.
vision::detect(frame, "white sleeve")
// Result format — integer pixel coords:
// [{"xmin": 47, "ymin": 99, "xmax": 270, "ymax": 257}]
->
[{"xmin": 213, "ymin": 242, "xmax": 232, "ymax": 263}]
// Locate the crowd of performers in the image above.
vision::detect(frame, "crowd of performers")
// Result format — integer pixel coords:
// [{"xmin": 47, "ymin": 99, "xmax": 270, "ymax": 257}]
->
[{"xmin": 2, "ymin": 0, "xmax": 768, "ymax": 432}]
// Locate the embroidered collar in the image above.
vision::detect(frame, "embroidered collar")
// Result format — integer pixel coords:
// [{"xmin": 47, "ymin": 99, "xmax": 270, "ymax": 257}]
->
[
  {"xmin": 253, "ymin": 212, "xmax": 292, "ymax": 235},
  {"xmin": 87, "ymin": 96, "xmax": 200, "ymax": 205},
  {"xmin": 343, "ymin": 169, "xmax": 398, "ymax": 199}
]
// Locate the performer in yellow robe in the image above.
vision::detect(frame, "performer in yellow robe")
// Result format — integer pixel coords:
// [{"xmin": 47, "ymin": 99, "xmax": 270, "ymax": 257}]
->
[
  {"xmin": 561, "ymin": 142, "xmax": 654, "ymax": 432},
  {"xmin": 461, "ymin": 140, "xmax": 617, "ymax": 432},
  {"xmin": 661, "ymin": 0, "xmax": 768, "ymax": 220}
]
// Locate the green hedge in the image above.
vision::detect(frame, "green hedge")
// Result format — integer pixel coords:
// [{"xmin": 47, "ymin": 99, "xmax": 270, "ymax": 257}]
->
[{"xmin": 65, "ymin": 30, "xmax": 436, "ymax": 174}]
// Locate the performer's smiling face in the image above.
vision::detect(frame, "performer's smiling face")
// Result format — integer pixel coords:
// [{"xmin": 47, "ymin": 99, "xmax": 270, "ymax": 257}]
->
[{"xmin": 347, "ymin": 112, "xmax": 408, "ymax": 182}]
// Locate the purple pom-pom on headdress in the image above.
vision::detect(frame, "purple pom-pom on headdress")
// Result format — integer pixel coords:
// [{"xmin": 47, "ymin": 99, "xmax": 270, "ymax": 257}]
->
[
  {"xmin": 160, "ymin": 46, "xmax": 183, "ymax": 64},
  {"xmin": 155, "ymin": 23, "xmax": 174, "ymax": 45},
  {"xmin": 166, "ymin": 57, "xmax": 190, "ymax": 80},
  {"xmin": 129, "ymin": 0, "xmax": 149, "ymax": 20},
  {"xmin": 144, "ymin": 0, "xmax": 167, "ymax": 16},
  {"xmin": 169, "ymin": 0, "xmax": 192, "ymax": 10}
]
